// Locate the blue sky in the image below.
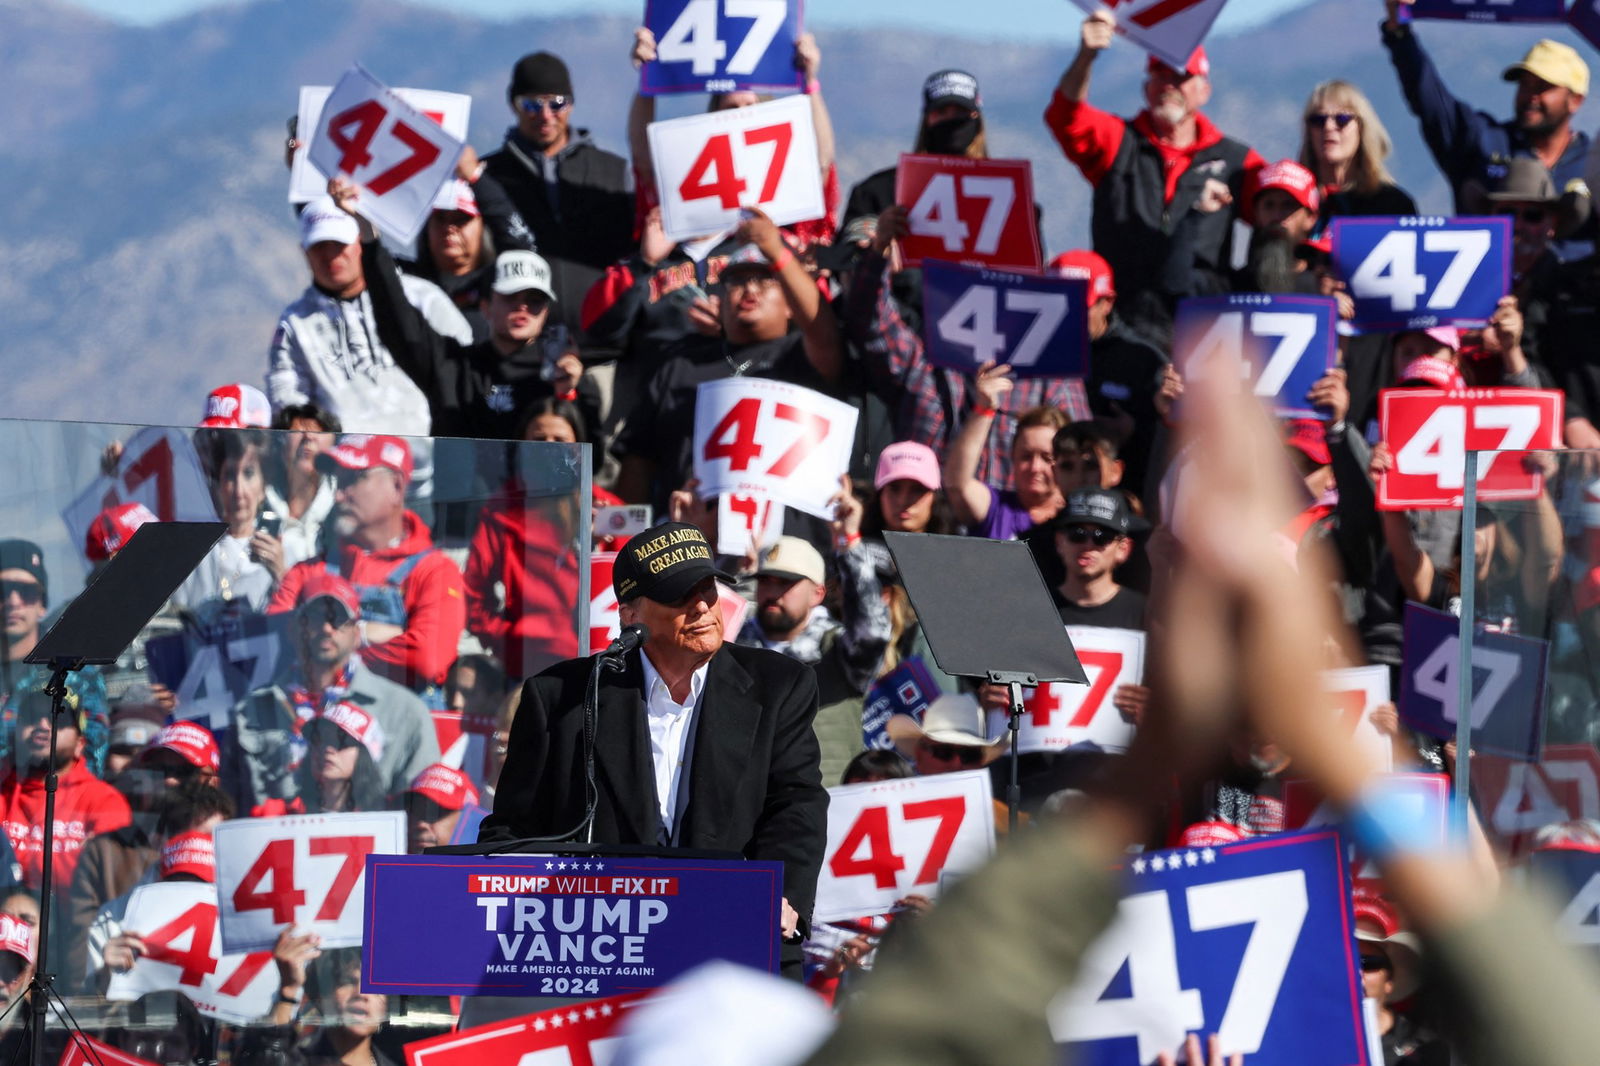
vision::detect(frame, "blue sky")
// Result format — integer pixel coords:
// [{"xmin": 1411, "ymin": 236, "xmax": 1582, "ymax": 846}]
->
[{"xmin": 68, "ymin": 0, "xmax": 1317, "ymax": 37}]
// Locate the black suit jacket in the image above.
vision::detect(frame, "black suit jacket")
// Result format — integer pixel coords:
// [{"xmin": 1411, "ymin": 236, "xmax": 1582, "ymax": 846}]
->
[{"xmin": 479, "ymin": 642, "xmax": 829, "ymax": 923}]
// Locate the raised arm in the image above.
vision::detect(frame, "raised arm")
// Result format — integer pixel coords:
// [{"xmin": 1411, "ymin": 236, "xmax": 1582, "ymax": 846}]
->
[
  {"xmin": 736, "ymin": 206, "xmax": 842, "ymax": 383},
  {"xmin": 797, "ymin": 34, "xmax": 836, "ymax": 177},
  {"xmin": 942, "ymin": 362, "xmax": 1013, "ymax": 527},
  {"xmin": 628, "ymin": 27, "xmax": 658, "ymax": 185}
]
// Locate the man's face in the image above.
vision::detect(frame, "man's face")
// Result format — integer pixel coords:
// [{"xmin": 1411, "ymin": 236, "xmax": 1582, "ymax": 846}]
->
[
  {"xmin": 879, "ymin": 479, "xmax": 935, "ymax": 533},
  {"xmin": 1054, "ymin": 448, "xmax": 1117, "ymax": 496},
  {"xmin": 296, "ymin": 598, "xmax": 360, "ymax": 671},
  {"xmin": 1514, "ymin": 72, "xmax": 1582, "ymax": 136},
  {"xmin": 1011, "ymin": 426, "xmax": 1058, "ymax": 504},
  {"xmin": 1143, "ymin": 68, "xmax": 1210, "ymax": 131},
  {"xmin": 138, "ymin": 747, "xmax": 211, "ymax": 790},
  {"xmin": 1500, "ymin": 200, "xmax": 1556, "ymax": 269},
  {"xmin": 1254, "ymin": 188, "xmax": 1316, "ymax": 243},
  {"xmin": 406, "ymin": 795, "xmax": 463, "ymax": 853},
  {"xmin": 721, "ymin": 267, "xmax": 789, "ymax": 341},
  {"xmin": 513, "ymin": 93, "xmax": 572, "ymax": 151},
  {"xmin": 427, "ymin": 209, "xmax": 483, "ymax": 276},
  {"xmin": 333, "ymin": 467, "xmax": 404, "ymax": 537},
  {"xmin": 328, "ymin": 968, "xmax": 387, "ymax": 1035},
  {"xmin": 913, "ymin": 738, "xmax": 987, "ymax": 776},
  {"xmin": 1393, "ymin": 332, "xmax": 1453, "ymax": 369},
  {"xmin": 306, "ymin": 240, "xmax": 363, "ymax": 293},
  {"xmin": 620, "ymin": 576, "xmax": 725, "ymax": 661},
  {"xmin": 487, "ymin": 289, "xmax": 550, "ymax": 348},
  {"xmin": 0, "ymin": 569, "xmax": 46, "ymax": 650},
  {"xmin": 1359, "ymin": 944, "xmax": 1394, "ymax": 1002},
  {"xmin": 1087, "ymin": 295, "xmax": 1114, "ymax": 340},
  {"xmin": 15, "ymin": 712, "xmax": 80, "ymax": 774},
  {"xmin": 755, "ymin": 575, "xmax": 823, "ymax": 637},
  {"xmin": 1055, "ymin": 524, "xmax": 1131, "ymax": 583},
  {"xmin": 286, "ymin": 418, "xmax": 334, "ymax": 480}
]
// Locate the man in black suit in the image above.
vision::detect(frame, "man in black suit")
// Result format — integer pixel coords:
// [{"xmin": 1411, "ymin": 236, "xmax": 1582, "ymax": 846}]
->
[{"xmin": 479, "ymin": 522, "xmax": 828, "ymax": 972}]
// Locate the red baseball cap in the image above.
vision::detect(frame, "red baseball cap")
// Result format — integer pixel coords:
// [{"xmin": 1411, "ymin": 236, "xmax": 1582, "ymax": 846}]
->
[
  {"xmin": 406, "ymin": 763, "xmax": 479, "ymax": 811},
  {"xmin": 160, "ymin": 831, "xmax": 217, "ymax": 883},
  {"xmin": 1147, "ymin": 46, "xmax": 1209, "ymax": 80},
  {"xmin": 199, "ymin": 384, "xmax": 272, "ymax": 429},
  {"xmin": 1254, "ymin": 159, "xmax": 1320, "ymax": 214},
  {"xmin": 0, "ymin": 914, "xmax": 33, "ymax": 967},
  {"xmin": 296, "ymin": 570, "xmax": 361, "ymax": 619},
  {"xmin": 1047, "ymin": 250, "xmax": 1116, "ymax": 302},
  {"xmin": 1176, "ymin": 820, "xmax": 1247, "ymax": 848},
  {"xmin": 316, "ymin": 433, "xmax": 414, "ymax": 483},
  {"xmin": 1282, "ymin": 418, "xmax": 1331, "ymax": 466},
  {"xmin": 84, "ymin": 501, "xmax": 156, "ymax": 562},
  {"xmin": 141, "ymin": 721, "xmax": 221, "ymax": 773},
  {"xmin": 306, "ymin": 701, "xmax": 386, "ymax": 763},
  {"xmin": 431, "ymin": 179, "xmax": 481, "ymax": 218}
]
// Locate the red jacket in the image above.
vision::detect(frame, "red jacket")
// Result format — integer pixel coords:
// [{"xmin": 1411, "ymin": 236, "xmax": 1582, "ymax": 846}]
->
[
  {"xmin": 0, "ymin": 760, "xmax": 131, "ymax": 892},
  {"xmin": 464, "ymin": 492, "xmax": 580, "ymax": 677},
  {"xmin": 270, "ymin": 511, "xmax": 467, "ymax": 690}
]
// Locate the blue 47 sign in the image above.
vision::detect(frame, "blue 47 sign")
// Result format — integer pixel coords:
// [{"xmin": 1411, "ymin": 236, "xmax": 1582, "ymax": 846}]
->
[
  {"xmin": 1051, "ymin": 828, "xmax": 1369, "ymax": 1065},
  {"xmin": 921, "ymin": 258, "xmax": 1089, "ymax": 378},
  {"xmin": 1398, "ymin": 602, "xmax": 1549, "ymax": 761},
  {"xmin": 1412, "ymin": 0, "xmax": 1566, "ymax": 21},
  {"xmin": 1172, "ymin": 294, "xmax": 1338, "ymax": 419},
  {"xmin": 1331, "ymin": 216, "xmax": 1511, "ymax": 331},
  {"xmin": 642, "ymin": 0, "xmax": 804, "ymax": 95}
]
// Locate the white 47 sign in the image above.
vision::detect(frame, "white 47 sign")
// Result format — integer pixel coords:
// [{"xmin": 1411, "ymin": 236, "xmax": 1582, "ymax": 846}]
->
[
  {"xmin": 214, "ymin": 811, "xmax": 404, "ymax": 953},
  {"xmin": 693, "ymin": 377, "xmax": 857, "ymax": 519},
  {"xmin": 813, "ymin": 770, "xmax": 995, "ymax": 922}
]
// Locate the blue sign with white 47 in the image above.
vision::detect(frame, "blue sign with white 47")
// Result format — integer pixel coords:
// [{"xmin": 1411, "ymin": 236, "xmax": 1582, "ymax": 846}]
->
[
  {"xmin": 642, "ymin": 0, "xmax": 804, "ymax": 95},
  {"xmin": 1173, "ymin": 294, "xmax": 1338, "ymax": 419},
  {"xmin": 1051, "ymin": 828, "xmax": 1369, "ymax": 1065},
  {"xmin": 920, "ymin": 258, "xmax": 1089, "ymax": 378},
  {"xmin": 1331, "ymin": 216, "xmax": 1511, "ymax": 332}
]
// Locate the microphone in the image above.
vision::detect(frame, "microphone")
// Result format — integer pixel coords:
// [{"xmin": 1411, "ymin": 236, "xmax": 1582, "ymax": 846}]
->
[{"xmin": 602, "ymin": 623, "xmax": 649, "ymax": 658}]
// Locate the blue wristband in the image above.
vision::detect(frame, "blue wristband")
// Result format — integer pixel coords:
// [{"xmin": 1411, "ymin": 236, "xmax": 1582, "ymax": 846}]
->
[{"xmin": 1345, "ymin": 777, "xmax": 1449, "ymax": 861}]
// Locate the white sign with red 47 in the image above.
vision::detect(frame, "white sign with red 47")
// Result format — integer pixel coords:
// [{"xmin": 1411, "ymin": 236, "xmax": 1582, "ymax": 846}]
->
[
  {"xmin": 1323, "ymin": 665, "xmax": 1395, "ymax": 773},
  {"xmin": 308, "ymin": 65, "xmax": 465, "ymax": 245},
  {"xmin": 647, "ymin": 93, "xmax": 822, "ymax": 242},
  {"xmin": 814, "ymin": 770, "xmax": 996, "ymax": 923},
  {"xmin": 291, "ymin": 84, "xmax": 470, "ymax": 203},
  {"xmin": 60, "ymin": 427, "xmax": 216, "ymax": 571},
  {"xmin": 106, "ymin": 881, "xmax": 278, "ymax": 1025},
  {"xmin": 989, "ymin": 627, "xmax": 1145, "ymax": 755},
  {"xmin": 214, "ymin": 811, "xmax": 405, "ymax": 954},
  {"xmin": 693, "ymin": 377, "xmax": 858, "ymax": 519}
]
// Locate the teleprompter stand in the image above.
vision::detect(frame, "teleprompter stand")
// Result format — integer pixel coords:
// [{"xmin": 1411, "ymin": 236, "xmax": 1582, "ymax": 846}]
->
[
  {"xmin": 21, "ymin": 521, "xmax": 223, "ymax": 1066},
  {"xmin": 884, "ymin": 531, "xmax": 1088, "ymax": 832}
]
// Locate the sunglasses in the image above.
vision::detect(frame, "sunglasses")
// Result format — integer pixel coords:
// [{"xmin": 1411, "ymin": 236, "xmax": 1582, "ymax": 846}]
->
[
  {"xmin": 1062, "ymin": 524, "xmax": 1120, "ymax": 547},
  {"xmin": 298, "ymin": 601, "xmax": 355, "ymax": 630},
  {"xmin": 514, "ymin": 94, "xmax": 571, "ymax": 115},
  {"xmin": 1306, "ymin": 111, "xmax": 1357, "ymax": 129},
  {"xmin": 0, "ymin": 581, "xmax": 42, "ymax": 606},
  {"xmin": 1359, "ymin": 953, "xmax": 1392, "ymax": 973},
  {"xmin": 1502, "ymin": 206, "xmax": 1550, "ymax": 224},
  {"xmin": 921, "ymin": 742, "xmax": 987, "ymax": 765}
]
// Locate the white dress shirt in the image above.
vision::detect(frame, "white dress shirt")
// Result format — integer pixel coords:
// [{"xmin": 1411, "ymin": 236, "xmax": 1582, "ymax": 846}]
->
[{"xmin": 639, "ymin": 652, "xmax": 709, "ymax": 837}]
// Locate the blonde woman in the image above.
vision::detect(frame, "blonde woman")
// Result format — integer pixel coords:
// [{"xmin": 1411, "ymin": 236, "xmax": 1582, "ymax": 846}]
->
[{"xmin": 1298, "ymin": 79, "xmax": 1418, "ymax": 221}]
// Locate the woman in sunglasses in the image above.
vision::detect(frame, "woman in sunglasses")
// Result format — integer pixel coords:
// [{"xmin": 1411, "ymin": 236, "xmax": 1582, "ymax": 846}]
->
[
  {"xmin": 1296, "ymin": 80, "xmax": 1417, "ymax": 224},
  {"xmin": 296, "ymin": 704, "xmax": 389, "ymax": 814}
]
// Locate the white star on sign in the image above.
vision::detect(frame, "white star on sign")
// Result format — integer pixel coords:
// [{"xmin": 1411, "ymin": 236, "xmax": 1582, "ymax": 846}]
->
[
  {"xmin": 584, "ymin": 1007, "xmax": 597, "ymax": 1020},
  {"xmin": 600, "ymin": 1004, "xmax": 613, "ymax": 1017},
  {"xmin": 550, "ymin": 1015, "xmax": 563, "ymax": 1028},
  {"xmin": 1201, "ymin": 848, "xmax": 1216, "ymax": 864},
  {"xmin": 1131, "ymin": 857, "xmax": 1147, "ymax": 874},
  {"xmin": 532, "ymin": 1018, "xmax": 546, "ymax": 1032},
  {"xmin": 595, "ymin": 861, "xmax": 605, "ymax": 870},
  {"xmin": 568, "ymin": 1011, "xmax": 581, "ymax": 1023},
  {"xmin": 1185, "ymin": 851, "xmax": 1200, "ymax": 867}
]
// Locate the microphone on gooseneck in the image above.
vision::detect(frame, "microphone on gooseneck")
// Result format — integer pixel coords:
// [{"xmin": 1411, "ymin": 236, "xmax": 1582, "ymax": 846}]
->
[{"xmin": 602, "ymin": 623, "xmax": 649, "ymax": 658}]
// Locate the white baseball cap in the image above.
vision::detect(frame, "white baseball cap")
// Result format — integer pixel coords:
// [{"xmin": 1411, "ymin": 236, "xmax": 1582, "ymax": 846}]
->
[
  {"xmin": 492, "ymin": 250, "xmax": 556, "ymax": 300},
  {"xmin": 299, "ymin": 196, "xmax": 359, "ymax": 249}
]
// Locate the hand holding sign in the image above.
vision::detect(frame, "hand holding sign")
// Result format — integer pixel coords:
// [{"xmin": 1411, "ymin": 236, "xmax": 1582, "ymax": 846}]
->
[
  {"xmin": 307, "ymin": 65, "xmax": 464, "ymax": 245},
  {"xmin": 922, "ymin": 260, "xmax": 1089, "ymax": 377},
  {"xmin": 1173, "ymin": 295, "xmax": 1339, "ymax": 419},
  {"xmin": 1062, "ymin": 0, "xmax": 1229, "ymax": 72},
  {"xmin": 641, "ymin": 0, "xmax": 804, "ymax": 95},
  {"xmin": 894, "ymin": 155, "xmax": 1041, "ymax": 272},
  {"xmin": 1331, "ymin": 216, "xmax": 1510, "ymax": 331}
]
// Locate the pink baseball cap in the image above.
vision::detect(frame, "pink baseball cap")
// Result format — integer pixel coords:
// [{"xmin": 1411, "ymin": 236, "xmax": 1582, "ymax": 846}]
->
[
  {"xmin": 141, "ymin": 721, "xmax": 220, "ymax": 773},
  {"xmin": 1148, "ymin": 46, "xmax": 1209, "ymax": 80},
  {"xmin": 296, "ymin": 570, "xmax": 361, "ymax": 619},
  {"xmin": 84, "ymin": 502, "xmax": 156, "ymax": 562},
  {"xmin": 306, "ymin": 701, "xmax": 386, "ymax": 763},
  {"xmin": 406, "ymin": 763, "xmax": 479, "ymax": 811},
  {"xmin": 431, "ymin": 179, "xmax": 480, "ymax": 217},
  {"xmin": 874, "ymin": 442, "xmax": 942, "ymax": 491},
  {"xmin": 1397, "ymin": 355, "xmax": 1466, "ymax": 390},
  {"xmin": 1254, "ymin": 159, "xmax": 1320, "ymax": 214},
  {"xmin": 1047, "ymin": 250, "xmax": 1116, "ymax": 302},
  {"xmin": 316, "ymin": 433, "xmax": 414, "ymax": 484},
  {"xmin": 0, "ymin": 915, "xmax": 33, "ymax": 967},
  {"xmin": 199, "ymin": 384, "xmax": 272, "ymax": 429},
  {"xmin": 160, "ymin": 831, "xmax": 217, "ymax": 883}
]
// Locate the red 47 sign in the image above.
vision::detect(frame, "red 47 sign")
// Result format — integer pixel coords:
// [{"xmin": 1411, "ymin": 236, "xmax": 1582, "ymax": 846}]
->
[
  {"xmin": 308, "ymin": 64, "xmax": 465, "ymax": 244},
  {"xmin": 1473, "ymin": 745, "xmax": 1600, "ymax": 859},
  {"xmin": 1378, "ymin": 388, "xmax": 1563, "ymax": 510},
  {"xmin": 814, "ymin": 769, "xmax": 996, "ymax": 922},
  {"xmin": 648, "ymin": 94, "xmax": 822, "ymax": 242},
  {"xmin": 693, "ymin": 377, "xmax": 859, "ymax": 519},
  {"xmin": 105, "ymin": 882, "xmax": 277, "ymax": 1025},
  {"xmin": 987, "ymin": 626, "xmax": 1144, "ymax": 754},
  {"xmin": 214, "ymin": 811, "xmax": 404, "ymax": 953},
  {"xmin": 1064, "ymin": 0, "xmax": 1228, "ymax": 71},
  {"xmin": 894, "ymin": 155, "xmax": 1042, "ymax": 272},
  {"xmin": 405, "ymin": 992, "xmax": 646, "ymax": 1066}
]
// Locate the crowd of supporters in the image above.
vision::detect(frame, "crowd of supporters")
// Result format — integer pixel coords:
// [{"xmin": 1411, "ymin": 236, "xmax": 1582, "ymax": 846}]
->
[{"xmin": 10, "ymin": 0, "xmax": 1600, "ymax": 1059}]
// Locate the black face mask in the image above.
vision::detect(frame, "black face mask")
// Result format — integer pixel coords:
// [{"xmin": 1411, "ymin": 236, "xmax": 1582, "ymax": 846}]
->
[{"xmin": 923, "ymin": 114, "xmax": 981, "ymax": 156}]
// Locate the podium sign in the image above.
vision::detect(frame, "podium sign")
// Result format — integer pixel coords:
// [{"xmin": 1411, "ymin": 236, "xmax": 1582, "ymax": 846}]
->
[{"xmin": 362, "ymin": 853, "xmax": 782, "ymax": 996}]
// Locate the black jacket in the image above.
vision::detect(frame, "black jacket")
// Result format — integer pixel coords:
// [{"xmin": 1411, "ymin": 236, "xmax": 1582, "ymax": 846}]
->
[
  {"xmin": 483, "ymin": 130, "xmax": 635, "ymax": 347},
  {"xmin": 480, "ymin": 642, "xmax": 829, "ymax": 925},
  {"xmin": 363, "ymin": 239, "xmax": 600, "ymax": 441}
]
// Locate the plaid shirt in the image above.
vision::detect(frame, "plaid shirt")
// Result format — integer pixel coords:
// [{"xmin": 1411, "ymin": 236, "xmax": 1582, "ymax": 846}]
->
[{"xmin": 844, "ymin": 252, "xmax": 1091, "ymax": 487}]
